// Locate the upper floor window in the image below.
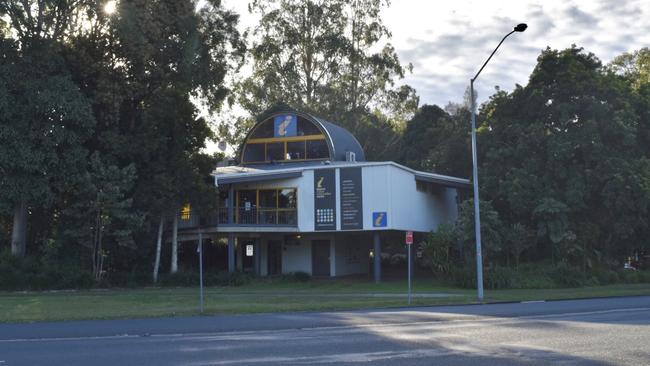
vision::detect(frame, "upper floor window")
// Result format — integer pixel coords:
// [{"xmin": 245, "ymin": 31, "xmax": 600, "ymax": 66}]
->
[{"xmin": 242, "ymin": 114, "xmax": 331, "ymax": 164}]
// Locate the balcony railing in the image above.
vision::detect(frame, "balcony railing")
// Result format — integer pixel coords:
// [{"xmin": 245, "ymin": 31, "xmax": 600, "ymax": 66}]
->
[{"xmin": 177, "ymin": 207, "xmax": 297, "ymax": 229}]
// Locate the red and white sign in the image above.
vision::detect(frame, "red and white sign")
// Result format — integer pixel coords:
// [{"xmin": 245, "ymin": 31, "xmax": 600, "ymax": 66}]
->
[{"xmin": 406, "ymin": 231, "xmax": 413, "ymax": 245}]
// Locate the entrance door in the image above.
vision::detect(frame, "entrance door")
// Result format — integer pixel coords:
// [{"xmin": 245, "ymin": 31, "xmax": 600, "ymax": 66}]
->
[
  {"xmin": 312, "ymin": 240, "xmax": 331, "ymax": 277},
  {"xmin": 268, "ymin": 240, "xmax": 282, "ymax": 275}
]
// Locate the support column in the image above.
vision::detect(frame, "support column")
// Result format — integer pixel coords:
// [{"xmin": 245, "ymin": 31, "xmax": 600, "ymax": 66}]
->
[
  {"xmin": 373, "ymin": 232, "xmax": 381, "ymax": 284},
  {"xmin": 228, "ymin": 233, "xmax": 235, "ymax": 273},
  {"xmin": 227, "ymin": 185, "xmax": 235, "ymax": 224},
  {"xmin": 254, "ymin": 240, "xmax": 261, "ymax": 276}
]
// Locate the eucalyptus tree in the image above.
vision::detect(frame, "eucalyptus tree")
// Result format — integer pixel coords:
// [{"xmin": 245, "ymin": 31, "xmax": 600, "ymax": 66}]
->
[
  {"xmin": 0, "ymin": 0, "xmax": 96, "ymax": 257},
  {"xmin": 234, "ymin": 0, "xmax": 416, "ymax": 159}
]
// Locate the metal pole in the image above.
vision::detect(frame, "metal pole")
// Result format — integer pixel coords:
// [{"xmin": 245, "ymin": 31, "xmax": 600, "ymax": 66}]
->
[
  {"xmin": 467, "ymin": 24, "xmax": 526, "ymax": 303},
  {"xmin": 407, "ymin": 243, "xmax": 412, "ymax": 305},
  {"xmin": 470, "ymin": 80, "xmax": 484, "ymax": 302},
  {"xmin": 198, "ymin": 229, "xmax": 204, "ymax": 313}
]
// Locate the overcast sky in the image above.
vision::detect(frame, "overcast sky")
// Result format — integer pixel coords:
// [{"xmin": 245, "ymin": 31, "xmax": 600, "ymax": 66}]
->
[{"xmin": 221, "ymin": 0, "xmax": 650, "ymax": 108}]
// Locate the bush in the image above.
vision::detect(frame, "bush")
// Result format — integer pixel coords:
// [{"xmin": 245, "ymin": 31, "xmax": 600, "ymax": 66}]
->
[
  {"xmin": 0, "ymin": 251, "xmax": 94, "ymax": 291},
  {"xmin": 159, "ymin": 271, "xmax": 253, "ymax": 287},
  {"xmin": 291, "ymin": 271, "xmax": 311, "ymax": 282}
]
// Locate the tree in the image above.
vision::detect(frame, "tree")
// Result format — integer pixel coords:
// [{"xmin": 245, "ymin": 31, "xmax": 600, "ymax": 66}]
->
[
  {"xmin": 478, "ymin": 46, "xmax": 650, "ymax": 264},
  {"xmin": 62, "ymin": 153, "xmax": 140, "ymax": 281},
  {"xmin": 233, "ymin": 0, "xmax": 416, "ymax": 160},
  {"xmin": 0, "ymin": 38, "xmax": 94, "ymax": 257},
  {"xmin": 400, "ymin": 104, "xmax": 471, "ymax": 177}
]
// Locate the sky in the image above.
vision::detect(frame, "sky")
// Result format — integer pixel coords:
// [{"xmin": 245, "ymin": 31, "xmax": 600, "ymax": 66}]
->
[{"xmin": 220, "ymin": 0, "xmax": 650, "ymax": 108}]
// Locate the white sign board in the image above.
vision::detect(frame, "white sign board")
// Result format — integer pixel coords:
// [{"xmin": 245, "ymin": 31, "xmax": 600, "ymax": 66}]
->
[{"xmin": 246, "ymin": 244, "xmax": 254, "ymax": 257}]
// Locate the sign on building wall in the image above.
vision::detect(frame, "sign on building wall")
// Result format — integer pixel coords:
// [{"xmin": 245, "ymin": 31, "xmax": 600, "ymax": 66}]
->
[
  {"xmin": 274, "ymin": 114, "xmax": 297, "ymax": 137},
  {"xmin": 373, "ymin": 212, "xmax": 387, "ymax": 227},
  {"xmin": 314, "ymin": 169, "xmax": 336, "ymax": 230},
  {"xmin": 340, "ymin": 167, "xmax": 363, "ymax": 230}
]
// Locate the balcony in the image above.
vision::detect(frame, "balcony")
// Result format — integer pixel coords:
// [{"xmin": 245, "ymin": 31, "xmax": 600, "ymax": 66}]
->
[{"xmin": 177, "ymin": 207, "xmax": 297, "ymax": 229}]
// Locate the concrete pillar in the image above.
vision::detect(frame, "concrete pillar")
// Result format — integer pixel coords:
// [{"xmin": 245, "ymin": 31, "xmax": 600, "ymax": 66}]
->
[
  {"xmin": 254, "ymin": 240, "xmax": 261, "ymax": 276},
  {"xmin": 227, "ymin": 185, "xmax": 235, "ymax": 224},
  {"xmin": 373, "ymin": 232, "xmax": 381, "ymax": 283},
  {"xmin": 228, "ymin": 233, "xmax": 235, "ymax": 273}
]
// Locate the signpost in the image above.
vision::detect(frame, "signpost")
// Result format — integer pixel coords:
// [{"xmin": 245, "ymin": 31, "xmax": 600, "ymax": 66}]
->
[
  {"xmin": 406, "ymin": 231, "xmax": 413, "ymax": 305},
  {"xmin": 197, "ymin": 229, "xmax": 204, "ymax": 314}
]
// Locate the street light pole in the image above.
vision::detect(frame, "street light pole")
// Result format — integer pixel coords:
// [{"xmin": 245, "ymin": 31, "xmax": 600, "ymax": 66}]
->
[{"xmin": 470, "ymin": 23, "xmax": 527, "ymax": 302}]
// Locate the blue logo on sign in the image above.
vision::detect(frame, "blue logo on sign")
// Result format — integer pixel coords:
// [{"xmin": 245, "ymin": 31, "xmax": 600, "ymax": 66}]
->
[
  {"xmin": 274, "ymin": 114, "xmax": 297, "ymax": 137},
  {"xmin": 373, "ymin": 212, "xmax": 387, "ymax": 227}
]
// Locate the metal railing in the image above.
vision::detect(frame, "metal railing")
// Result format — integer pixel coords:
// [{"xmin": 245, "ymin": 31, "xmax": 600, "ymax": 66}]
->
[{"xmin": 176, "ymin": 207, "xmax": 297, "ymax": 228}]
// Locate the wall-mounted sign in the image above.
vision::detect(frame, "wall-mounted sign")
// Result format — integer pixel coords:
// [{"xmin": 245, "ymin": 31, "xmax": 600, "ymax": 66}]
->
[
  {"xmin": 340, "ymin": 168, "xmax": 363, "ymax": 230},
  {"xmin": 246, "ymin": 244, "xmax": 254, "ymax": 257},
  {"xmin": 274, "ymin": 114, "xmax": 297, "ymax": 137},
  {"xmin": 373, "ymin": 212, "xmax": 387, "ymax": 227},
  {"xmin": 314, "ymin": 169, "xmax": 336, "ymax": 230}
]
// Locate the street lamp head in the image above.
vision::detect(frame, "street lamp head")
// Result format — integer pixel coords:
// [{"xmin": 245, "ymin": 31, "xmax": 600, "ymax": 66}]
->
[{"xmin": 514, "ymin": 23, "xmax": 528, "ymax": 32}]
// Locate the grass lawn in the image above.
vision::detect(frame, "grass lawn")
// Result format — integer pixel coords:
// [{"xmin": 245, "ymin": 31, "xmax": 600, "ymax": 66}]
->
[{"xmin": 1, "ymin": 279, "xmax": 649, "ymax": 323}]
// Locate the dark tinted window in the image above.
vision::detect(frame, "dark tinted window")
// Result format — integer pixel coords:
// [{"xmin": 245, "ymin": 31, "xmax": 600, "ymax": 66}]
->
[
  {"xmin": 287, "ymin": 141, "xmax": 306, "ymax": 160},
  {"xmin": 298, "ymin": 117, "xmax": 322, "ymax": 136},
  {"xmin": 258, "ymin": 190, "xmax": 277, "ymax": 208},
  {"xmin": 266, "ymin": 142, "xmax": 285, "ymax": 161},
  {"xmin": 249, "ymin": 119, "xmax": 274, "ymax": 138},
  {"xmin": 243, "ymin": 143, "xmax": 265, "ymax": 162},
  {"xmin": 306, "ymin": 139, "xmax": 329, "ymax": 159},
  {"xmin": 278, "ymin": 189, "xmax": 297, "ymax": 208}
]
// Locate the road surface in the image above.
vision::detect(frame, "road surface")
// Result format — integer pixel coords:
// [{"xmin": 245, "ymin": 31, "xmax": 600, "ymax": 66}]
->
[{"xmin": 1, "ymin": 296, "xmax": 649, "ymax": 365}]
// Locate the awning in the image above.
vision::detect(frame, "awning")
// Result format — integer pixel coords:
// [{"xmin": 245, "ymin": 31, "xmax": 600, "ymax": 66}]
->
[
  {"xmin": 215, "ymin": 171, "xmax": 303, "ymax": 185},
  {"xmin": 414, "ymin": 173, "xmax": 471, "ymax": 189}
]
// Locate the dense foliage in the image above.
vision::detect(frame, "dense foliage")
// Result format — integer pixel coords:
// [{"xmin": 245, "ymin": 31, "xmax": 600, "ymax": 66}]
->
[{"xmin": 1, "ymin": 1, "xmax": 649, "ymax": 289}]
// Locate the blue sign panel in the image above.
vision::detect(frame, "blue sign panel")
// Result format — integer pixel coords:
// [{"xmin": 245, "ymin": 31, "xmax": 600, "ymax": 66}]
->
[
  {"xmin": 372, "ymin": 212, "xmax": 387, "ymax": 227},
  {"xmin": 274, "ymin": 114, "xmax": 297, "ymax": 137}
]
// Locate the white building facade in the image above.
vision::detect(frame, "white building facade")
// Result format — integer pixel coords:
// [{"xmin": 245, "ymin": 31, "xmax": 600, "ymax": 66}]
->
[{"xmin": 179, "ymin": 109, "xmax": 470, "ymax": 281}]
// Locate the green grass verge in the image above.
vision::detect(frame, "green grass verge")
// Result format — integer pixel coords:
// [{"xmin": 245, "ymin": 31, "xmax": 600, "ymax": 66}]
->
[{"xmin": 1, "ymin": 279, "xmax": 649, "ymax": 323}]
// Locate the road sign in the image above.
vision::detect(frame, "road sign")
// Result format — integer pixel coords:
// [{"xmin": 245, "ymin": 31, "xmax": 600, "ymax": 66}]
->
[{"xmin": 406, "ymin": 231, "xmax": 413, "ymax": 245}]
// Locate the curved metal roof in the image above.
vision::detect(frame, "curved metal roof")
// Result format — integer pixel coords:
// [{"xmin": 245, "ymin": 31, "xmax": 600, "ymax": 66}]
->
[{"xmin": 239, "ymin": 109, "xmax": 366, "ymax": 164}]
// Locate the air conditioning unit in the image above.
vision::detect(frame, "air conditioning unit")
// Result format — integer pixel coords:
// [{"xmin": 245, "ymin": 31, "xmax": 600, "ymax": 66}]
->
[{"xmin": 345, "ymin": 151, "xmax": 356, "ymax": 162}]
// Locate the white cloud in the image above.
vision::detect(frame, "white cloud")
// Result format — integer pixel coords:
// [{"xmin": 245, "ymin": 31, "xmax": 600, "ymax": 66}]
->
[{"xmin": 383, "ymin": 0, "xmax": 650, "ymax": 107}]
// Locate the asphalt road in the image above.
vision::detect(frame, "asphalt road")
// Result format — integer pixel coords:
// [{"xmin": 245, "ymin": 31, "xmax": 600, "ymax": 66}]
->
[{"xmin": 1, "ymin": 296, "xmax": 649, "ymax": 365}]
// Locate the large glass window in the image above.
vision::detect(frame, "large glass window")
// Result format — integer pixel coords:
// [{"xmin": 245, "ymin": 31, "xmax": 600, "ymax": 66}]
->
[
  {"xmin": 307, "ymin": 139, "xmax": 329, "ymax": 159},
  {"xmin": 297, "ymin": 117, "xmax": 322, "ymax": 136},
  {"xmin": 242, "ymin": 116, "xmax": 330, "ymax": 163},
  {"xmin": 287, "ymin": 141, "xmax": 306, "ymax": 160},
  {"xmin": 243, "ymin": 143, "xmax": 265, "ymax": 162},
  {"xmin": 235, "ymin": 188, "xmax": 297, "ymax": 225},
  {"xmin": 278, "ymin": 189, "xmax": 297, "ymax": 208},
  {"xmin": 266, "ymin": 142, "xmax": 285, "ymax": 161},
  {"xmin": 237, "ymin": 190, "xmax": 257, "ymax": 224},
  {"xmin": 249, "ymin": 119, "xmax": 274, "ymax": 138}
]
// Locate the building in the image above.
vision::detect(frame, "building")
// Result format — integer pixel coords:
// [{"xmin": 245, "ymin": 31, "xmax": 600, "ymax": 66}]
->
[{"xmin": 178, "ymin": 108, "xmax": 470, "ymax": 281}]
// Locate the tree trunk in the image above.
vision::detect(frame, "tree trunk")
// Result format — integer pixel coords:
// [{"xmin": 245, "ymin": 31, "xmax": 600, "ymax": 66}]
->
[
  {"xmin": 11, "ymin": 201, "xmax": 28, "ymax": 257},
  {"xmin": 170, "ymin": 213, "xmax": 178, "ymax": 274},
  {"xmin": 153, "ymin": 216, "xmax": 164, "ymax": 283}
]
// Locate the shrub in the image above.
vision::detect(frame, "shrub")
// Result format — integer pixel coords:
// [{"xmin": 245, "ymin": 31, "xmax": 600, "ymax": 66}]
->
[
  {"xmin": 0, "ymin": 250, "xmax": 94, "ymax": 291},
  {"xmin": 292, "ymin": 271, "xmax": 311, "ymax": 282}
]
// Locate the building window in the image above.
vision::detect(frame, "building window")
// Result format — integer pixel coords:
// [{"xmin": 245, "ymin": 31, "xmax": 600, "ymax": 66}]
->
[
  {"xmin": 306, "ymin": 139, "xmax": 329, "ymax": 159},
  {"xmin": 266, "ymin": 142, "xmax": 285, "ymax": 161},
  {"xmin": 181, "ymin": 204, "xmax": 191, "ymax": 220},
  {"xmin": 243, "ymin": 143, "xmax": 265, "ymax": 163},
  {"xmin": 287, "ymin": 141, "xmax": 306, "ymax": 160},
  {"xmin": 236, "ymin": 188, "xmax": 297, "ymax": 225},
  {"xmin": 241, "ymin": 116, "xmax": 331, "ymax": 164}
]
